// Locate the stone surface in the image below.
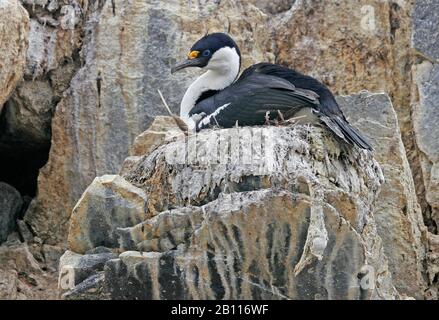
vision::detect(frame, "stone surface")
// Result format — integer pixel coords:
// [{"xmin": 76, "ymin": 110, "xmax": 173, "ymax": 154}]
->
[
  {"xmin": 58, "ymin": 250, "xmax": 117, "ymax": 292},
  {"xmin": 1, "ymin": 80, "xmax": 54, "ymax": 147},
  {"xmin": 63, "ymin": 272, "xmax": 107, "ymax": 300},
  {"xmin": 42, "ymin": 244, "xmax": 65, "ymax": 272},
  {"xmin": 68, "ymin": 175, "xmax": 148, "ymax": 254},
  {"xmin": 0, "ymin": 242, "xmax": 59, "ymax": 299},
  {"xmin": 412, "ymin": 0, "xmax": 439, "ymax": 62},
  {"xmin": 17, "ymin": 219, "xmax": 34, "ymax": 243},
  {"xmin": 0, "ymin": 0, "xmax": 29, "ymax": 109},
  {"xmin": 130, "ymin": 116, "xmax": 185, "ymax": 157},
  {"xmin": 426, "ymin": 233, "xmax": 439, "ymax": 299},
  {"xmin": 63, "ymin": 114, "xmax": 402, "ymax": 299},
  {"xmin": 413, "ymin": 62, "xmax": 439, "ymax": 230},
  {"xmin": 0, "ymin": 3, "xmax": 83, "ymax": 146},
  {"xmin": 0, "ymin": 182, "xmax": 23, "ymax": 243},
  {"xmin": 411, "ymin": 1, "xmax": 439, "ymax": 299},
  {"xmin": 337, "ymin": 91, "xmax": 428, "ymax": 299}
]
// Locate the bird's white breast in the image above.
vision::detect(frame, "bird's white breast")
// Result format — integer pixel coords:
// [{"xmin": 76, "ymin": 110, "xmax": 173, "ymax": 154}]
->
[{"xmin": 179, "ymin": 47, "xmax": 240, "ymax": 131}]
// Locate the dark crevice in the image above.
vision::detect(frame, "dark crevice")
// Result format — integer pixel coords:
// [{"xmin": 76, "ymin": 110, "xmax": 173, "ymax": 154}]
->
[
  {"xmin": 0, "ymin": 87, "xmax": 51, "ymax": 198},
  {"xmin": 0, "ymin": 140, "xmax": 50, "ymax": 198}
]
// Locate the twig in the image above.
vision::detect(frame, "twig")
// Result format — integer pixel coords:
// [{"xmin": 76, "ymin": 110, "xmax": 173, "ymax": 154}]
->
[
  {"xmin": 157, "ymin": 89, "xmax": 189, "ymax": 134},
  {"xmin": 157, "ymin": 89, "xmax": 173, "ymax": 116}
]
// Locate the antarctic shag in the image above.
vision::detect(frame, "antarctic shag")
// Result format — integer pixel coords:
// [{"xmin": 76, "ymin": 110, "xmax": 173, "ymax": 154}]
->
[{"xmin": 171, "ymin": 33, "xmax": 372, "ymax": 150}]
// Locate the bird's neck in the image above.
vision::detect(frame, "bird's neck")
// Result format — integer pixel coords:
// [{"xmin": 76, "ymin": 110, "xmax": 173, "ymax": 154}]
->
[{"xmin": 180, "ymin": 53, "xmax": 240, "ymax": 130}]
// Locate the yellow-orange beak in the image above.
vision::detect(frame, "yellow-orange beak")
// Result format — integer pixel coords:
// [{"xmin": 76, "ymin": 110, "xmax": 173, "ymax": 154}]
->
[
  {"xmin": 171, "ymin": 51, "xmax": 205, "ymax": 74},
  {"xmin": 188, "ymin": 51, "xmax": 200, "ymax": 60}
]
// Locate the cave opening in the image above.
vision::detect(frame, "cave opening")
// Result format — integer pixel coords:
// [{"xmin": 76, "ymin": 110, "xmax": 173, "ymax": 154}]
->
[
  {"xmin": 0, "ymin": 143, "xmax": 50, "ymax": 199},
  {"xmin": 0, "ymin": 103, "xmax": 51, "ymax": 217}
]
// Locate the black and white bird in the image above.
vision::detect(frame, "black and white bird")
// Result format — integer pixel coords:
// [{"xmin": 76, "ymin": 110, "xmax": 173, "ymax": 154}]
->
[{"xmin": 171, "ymin": 33, "xmax": 372, "ymax": 150}]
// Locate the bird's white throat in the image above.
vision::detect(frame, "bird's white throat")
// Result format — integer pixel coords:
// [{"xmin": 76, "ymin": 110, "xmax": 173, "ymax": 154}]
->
[{"xmin": 180, "ymin": 47, "xmax": 240, "ymax": 130}]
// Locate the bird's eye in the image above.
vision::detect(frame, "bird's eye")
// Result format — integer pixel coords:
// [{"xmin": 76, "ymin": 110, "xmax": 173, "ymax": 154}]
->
[{"xmin": 202, "ymin": 50, "xmax": 211, "ymax": 57}]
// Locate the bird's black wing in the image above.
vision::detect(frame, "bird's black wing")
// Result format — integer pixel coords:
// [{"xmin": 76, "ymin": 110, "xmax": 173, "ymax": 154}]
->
[
  {"xmin": 240, "ymin": 63, "xmax": 373, "ymax": 150},
  {"xmin": 239, "ymin": 63, "xmax": 343, "ymax": 117},
  {"xmin": 190, "ymin": 73, "xmax": 320, "ymax": 130}
]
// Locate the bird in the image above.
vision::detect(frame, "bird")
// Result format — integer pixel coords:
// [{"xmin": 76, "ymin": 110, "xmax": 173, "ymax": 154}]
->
[{"xmin": 171, "ymin": 33, "xmax": 372, "ymax": 150}]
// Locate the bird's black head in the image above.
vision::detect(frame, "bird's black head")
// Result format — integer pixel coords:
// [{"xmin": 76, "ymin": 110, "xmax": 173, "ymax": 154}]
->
[{"xmin": 171, "ymin": 33, "xmax": 241, "ymax": 74}]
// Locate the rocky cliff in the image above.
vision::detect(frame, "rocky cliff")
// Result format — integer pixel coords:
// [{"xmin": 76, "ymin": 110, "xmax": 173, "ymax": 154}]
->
[
  {"xmin": 61, "ymin": 112, "xmax": 400, "ymax": 300},
  {"xmin": 0, "ymin": 0, "xmax": 438, "ymax": 299},
  {"xmin": 54, "ymin": 92, "xmax": 427, "ymax": 300}
]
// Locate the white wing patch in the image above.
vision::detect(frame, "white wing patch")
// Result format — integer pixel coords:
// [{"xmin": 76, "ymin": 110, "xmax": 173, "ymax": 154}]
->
[{"xmin": 197, "ymin": 103, "xmax": 231, "ymax": 129}]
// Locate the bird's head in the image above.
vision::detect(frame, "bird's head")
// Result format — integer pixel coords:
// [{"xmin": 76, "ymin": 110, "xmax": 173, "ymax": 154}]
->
[{"xmin": 171, "ymin": 33, "xmax": 241, "ymax": 74}]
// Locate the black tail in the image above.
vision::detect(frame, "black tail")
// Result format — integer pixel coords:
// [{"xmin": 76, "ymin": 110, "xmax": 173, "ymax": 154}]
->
[{"xmin": 320, "ymin": 115, "xmax": 373, "ymax": 151}]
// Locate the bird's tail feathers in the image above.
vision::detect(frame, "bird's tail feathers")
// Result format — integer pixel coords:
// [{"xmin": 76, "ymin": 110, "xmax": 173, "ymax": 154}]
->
[{"xmin": 320, "ymin": 115, "xmax": 373, "ymax": 151}]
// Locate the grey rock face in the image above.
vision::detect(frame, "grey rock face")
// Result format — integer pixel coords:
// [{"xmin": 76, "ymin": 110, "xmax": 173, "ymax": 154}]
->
[
  {"xmin": 412, "ymin": 0, "xmax": 439, "ymax": 61},
  {"xmin": 104, "ymin": 190, "xmax": 379, "ymax": 300},
  {"xmin": 58, "ymin": 250, "xmax": 118, "ymax": 291},
  {"xmin": 68, "ymin": 175, "xmax": 148, "ymax": 254},
  {"xmin": 413, "ymin": 63, "xmax": 439, "ymax": 231},
  {"xmin": 411, "ymin": 0, "xmax": 439, "ymax": 299},
  {"xmin": 337, "ymin": 92, "xmax": 427, "ymax": 299},
  {"xmin": 0, "ymin": 183, "xmax": 23, "ymax": 244}
]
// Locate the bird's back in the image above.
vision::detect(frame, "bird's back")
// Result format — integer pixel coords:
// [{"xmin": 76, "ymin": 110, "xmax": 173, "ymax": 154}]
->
[{"xmin": 239, "ymin": 62, "xmax": 344, "ymax": 118}]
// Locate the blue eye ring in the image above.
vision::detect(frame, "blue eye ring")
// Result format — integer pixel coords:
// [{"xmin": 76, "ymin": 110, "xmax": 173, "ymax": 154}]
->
[{"xmin": 202, "ymin": 49, "xmax": 211, "ymax": 57}]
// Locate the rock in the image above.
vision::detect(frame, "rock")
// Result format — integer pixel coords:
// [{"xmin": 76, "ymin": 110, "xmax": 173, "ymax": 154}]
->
[
  {"xmin": 1, "ymin": 80, "xmax": 55, "ymax": 147},
  {"xmin": 337, "ymin": 92, "xmax": 427, "ymax": 299},
  {"xmin": 0, "ymin": 182, "xmax": 23, "ymax": 243},
  {"xmin": 63, "ymin": 115, "xmax": 401, "ymax": 299},
  {"xmin": 247, "ymin": 0, "xmax": 295, "ymax": 14},
  {"xmin": 412, "ymin": 59, "xmax": 439, "ymax": 300},
  {"xmin": 67, "ymin": 175, "xmax": 148, "ymax": 254},
  {"xmin": 0, "ymin": 0, "xmax": 29, "ymax": 108},
  {"xmin": 63, "ymin": 272, "xmax": 108, "ymax": 300},
  {"xmin": 0, "ymin": 242, "xmax": 59, "ymax": 299},
  {"xmin": 0, "ymin": 243, "xmax": 41, "ymax": 273},
  {"xmin": 58, "ymin": 250, "xmax": 117, "ymax": 291},
  {"xmin": 105, "ymin": 189, "xmax": 394, "ymax": 300},
  {"xmin": 0, "ymin": 270, "xmax": 19, "ymax": 300},
  {"xmin": 21, "ymin": 6, "xmax": 82, "ymax": 79},
  {"xmin": 6, "ymin": 232, "xmax": 22, "ymax": 246},
  {"xmin": 274, "ymin": 0, "xmax": 411, "ymax": 95},
  {"xmin": 42, "ymin": 245, "xmax": 64, "ymax": 272},
  {"xmin": 0, "ymin": 0, "xmax": 83, "ymax": 158},
  {"xmin": 271, "ymin": 1, "xmax": 426, "ymax": 230},
  {"xmin": 412, "ymin": 0, "xmax": 439, "ymax": 61},
  {"xmin": 412, "ymin": 62, "xmax": 439, "ymax": 231},
  {"xmin": 85, "ymin": 247, "xmax": 114, "ymax": 255},
  {"xmin": 17, "ymin": 220, "xmax": 34, "ymax": 243},
  {"xmin": 426, "ymin": 233, "xmax": 439, "ymax": 299},
  {"xmin": 129, "ymin": 116, "xmax": 185, "ymax": 157}
]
